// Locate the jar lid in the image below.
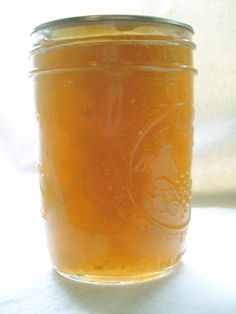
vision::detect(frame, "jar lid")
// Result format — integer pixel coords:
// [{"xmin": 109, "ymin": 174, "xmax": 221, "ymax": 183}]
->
[{"xmin": 32, "ymin": 14, "xmax": 194, "ymax": 34}]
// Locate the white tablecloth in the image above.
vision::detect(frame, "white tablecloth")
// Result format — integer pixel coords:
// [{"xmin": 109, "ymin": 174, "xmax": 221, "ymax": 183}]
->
[{"xmin": 0, "ymin": 174, "xmax": 235, "ymax": 313}]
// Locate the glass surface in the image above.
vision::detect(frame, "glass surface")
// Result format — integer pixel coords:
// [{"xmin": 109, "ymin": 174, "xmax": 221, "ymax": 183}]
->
[{"xmin": 31, "ymin": 15, "xmax": 195, "ymax": 284}]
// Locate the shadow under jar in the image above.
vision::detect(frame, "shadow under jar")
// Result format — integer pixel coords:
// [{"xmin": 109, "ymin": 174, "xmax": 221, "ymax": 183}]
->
[{"xmin": 31, "ymin": 15, "xmax": 196, "ymax": 285}]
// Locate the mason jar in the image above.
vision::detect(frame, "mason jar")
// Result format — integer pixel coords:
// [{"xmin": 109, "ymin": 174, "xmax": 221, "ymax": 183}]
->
[{"xmin": 31, "ymin": 15, "xmax": 196, "ymax": 284}]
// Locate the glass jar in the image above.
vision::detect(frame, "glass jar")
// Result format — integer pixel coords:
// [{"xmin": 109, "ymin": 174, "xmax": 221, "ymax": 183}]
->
[{"xmin": 31, "ymin": 15, "xmax": 196, "ymax": 284}]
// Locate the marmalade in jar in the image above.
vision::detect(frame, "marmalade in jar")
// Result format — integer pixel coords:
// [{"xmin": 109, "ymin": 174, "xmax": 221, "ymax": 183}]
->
[{"xmin": 31, "ymin": 15, "xmax": 195, "ymax": 284}]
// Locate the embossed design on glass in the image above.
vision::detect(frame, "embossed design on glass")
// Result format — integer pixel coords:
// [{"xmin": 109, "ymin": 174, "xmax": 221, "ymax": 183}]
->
[
  {"xmin": 128, "ymin": 103, "xmax": 192, "ymax": 228},
  {"xmin": 31, "ymin": 15, "xmax": 196, "ymax": 284}
]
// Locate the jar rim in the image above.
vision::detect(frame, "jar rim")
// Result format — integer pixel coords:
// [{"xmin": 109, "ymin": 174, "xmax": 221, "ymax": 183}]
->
[{"xmin": 32, "ymin": 14, "xmax": 194, "ymax": 35}]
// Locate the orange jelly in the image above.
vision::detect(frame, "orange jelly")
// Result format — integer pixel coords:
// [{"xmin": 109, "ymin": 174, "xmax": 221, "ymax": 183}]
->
[{"xmin": 31, "ymin": 16, "xmax": 195, "ymax": 283}]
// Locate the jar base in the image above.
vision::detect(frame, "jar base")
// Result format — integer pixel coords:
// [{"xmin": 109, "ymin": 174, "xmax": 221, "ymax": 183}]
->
[{"xmin": 55, "ymin": 263, "xmax": 179, "ymax": 286}]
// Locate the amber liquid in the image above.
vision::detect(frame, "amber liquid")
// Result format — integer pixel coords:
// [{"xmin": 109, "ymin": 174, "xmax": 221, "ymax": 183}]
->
[{"xmin": 33, "ymin": 28, "xmax": 193, "ymax": 282}]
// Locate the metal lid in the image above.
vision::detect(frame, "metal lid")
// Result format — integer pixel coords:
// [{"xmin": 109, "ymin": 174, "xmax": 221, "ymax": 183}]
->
[{"xmin": 32, "ymin": 14, "xmax": 194, "ymax": 34}]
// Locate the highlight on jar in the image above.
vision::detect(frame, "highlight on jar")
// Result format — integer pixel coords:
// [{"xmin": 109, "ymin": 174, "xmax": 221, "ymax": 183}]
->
[{"xmin": 30, "ymin": 15, "xmax": 197, "ymax": 285}]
